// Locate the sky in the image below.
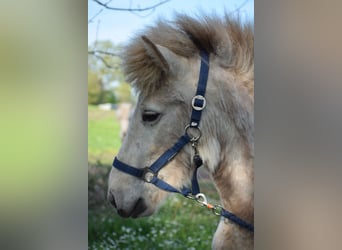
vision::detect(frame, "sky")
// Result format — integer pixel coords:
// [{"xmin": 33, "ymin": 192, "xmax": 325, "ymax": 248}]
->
[{"xmin": 88, "ymin": 0, "xmax": 254, "ymax": 45}]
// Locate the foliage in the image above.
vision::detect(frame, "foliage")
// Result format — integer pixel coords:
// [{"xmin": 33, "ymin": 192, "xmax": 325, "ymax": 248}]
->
[
  {"xmin": 88, "ymin": 72, "xmax": 118, "ymax": 105},
  {"xmin": 88, "ymin": 70, "xmax": 103, "ymax": 104},
  {"xmin": 88, "ymin": 40, "xmax": 133, "ymax": 104},
  {"xmin": 114, "ymin": 82, "xmax": 133, "ymax": 103},
  {"xmin": 101, "ymin": 90, "xmax": 117, "ymax": 104},
  {"xmin": 88, "ymin": 40, "xmax": 123, "ymax": 83}
]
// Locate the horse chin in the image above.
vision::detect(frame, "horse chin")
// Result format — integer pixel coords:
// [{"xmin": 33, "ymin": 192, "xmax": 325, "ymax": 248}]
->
[
  {"xmin": 117, "ymin": 203, "xmax": 156, "ymax": 219},
  {"xmin": 132, "ymin": 208, "xmax": 155, "ymax": 218},
  {"xmin": 122, "ymin": 206, "xmax": 155, "ymax": 219}
]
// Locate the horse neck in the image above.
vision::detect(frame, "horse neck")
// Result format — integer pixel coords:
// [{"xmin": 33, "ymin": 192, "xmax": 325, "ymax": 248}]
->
[
  {"xmin": 194, "ymin": 66, "xmax": 254, "ymax": 220},
  {"xmin": 211, "ymin": 140, "xmax": 254, "ymax": 223},
  {"xmin": 198, "ymin": 115, "xmax": 254, "ymax": 222}
]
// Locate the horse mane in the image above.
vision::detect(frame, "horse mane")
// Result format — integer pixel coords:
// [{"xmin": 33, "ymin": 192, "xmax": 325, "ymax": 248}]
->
[{"xmin": 122, "ymin": 13, "xmax": 254, "ymax": 96}]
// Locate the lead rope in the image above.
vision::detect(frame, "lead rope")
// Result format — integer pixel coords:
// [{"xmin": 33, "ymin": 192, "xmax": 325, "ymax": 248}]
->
[
  {"xmin": 186, "ymin": 192, "xmax": 254, "ymax": 232},
  {"xmin": 186, "ymin": 145, "xmax": 254, "ymax": 232},
  {"xmin": 189, "ymin": 139, "xmax": 202, "ymax": 195},
  {"xmin": 186, "ymin": 129, "xmax": 254, "ymax": 232}
]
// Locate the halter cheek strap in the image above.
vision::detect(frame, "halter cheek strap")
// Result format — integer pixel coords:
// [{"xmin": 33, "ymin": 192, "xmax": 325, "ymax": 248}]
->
[
  {"xmin": 113, "ymin": 134, "xmax": 192, "ymax": 195},
  {"xmin": 189, "ymin": 50, "xmax": 209, "ymax": 127},
  {"xmin": 112, "ymin": 50, "xmax": 254, "ymax": 232}
]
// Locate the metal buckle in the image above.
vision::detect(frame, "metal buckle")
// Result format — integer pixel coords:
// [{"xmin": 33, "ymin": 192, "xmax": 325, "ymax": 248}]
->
[
  {"xmin": 191, "ymin": 95, "xmax": 206, "ymax": 111},
  {"xmin": 142, "ymin": 168, "xmax": 156, "ymax": 183}
]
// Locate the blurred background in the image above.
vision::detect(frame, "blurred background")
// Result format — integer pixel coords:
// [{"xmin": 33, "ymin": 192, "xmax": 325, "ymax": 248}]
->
[{"xmin": 87, "ymin": 0, "xmax": 254, "ymax": 249}]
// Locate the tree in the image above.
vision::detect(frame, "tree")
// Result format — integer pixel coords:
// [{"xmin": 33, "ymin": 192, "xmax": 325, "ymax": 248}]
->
[
  {"xmin": 88, "ymin": 40, "xmax": 132, "ymax": 104},
  {"xmin": 88, "ymin": 70, "xmax": 102, "ymax": 104},
  {"xmin": 114, "ymin": 82, "xmax": 133, "ymax": 103},
  {"xmin": 88, "ymin": 1, "xmax": 173, "ymax": 105},
  {"xmin": 89, "ymin": 0, "xmax": 171, "ymax": 21},
  {"xmin": 88, "ymin": 40, "xmax": 122, "ymax": 84}
]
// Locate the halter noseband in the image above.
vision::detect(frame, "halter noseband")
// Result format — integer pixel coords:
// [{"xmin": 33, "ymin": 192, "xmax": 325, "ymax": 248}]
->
[{"xmin": 112, "ymin": 50, "xmax": 254, "ymax": 232}]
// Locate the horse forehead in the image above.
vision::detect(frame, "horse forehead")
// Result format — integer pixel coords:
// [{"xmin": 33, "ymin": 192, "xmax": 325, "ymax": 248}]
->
[
  {"xmin": 138, "ymin": 89, "xmax": 178, "ymax": 106},
  {"xmin": 136, "ymin": 56, "xmax": 200, "ymax": 99}
]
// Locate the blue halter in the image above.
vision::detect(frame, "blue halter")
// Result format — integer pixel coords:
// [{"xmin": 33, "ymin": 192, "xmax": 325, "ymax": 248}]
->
[{"xmin": 112, "ymin": 50, "xmax": 254, "ymax": 232}]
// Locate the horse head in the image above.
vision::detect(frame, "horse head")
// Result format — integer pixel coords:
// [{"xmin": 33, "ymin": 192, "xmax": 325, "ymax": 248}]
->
[{"xmin": 108, "ymin": 37, "xmax": 202, "ymax": 218}]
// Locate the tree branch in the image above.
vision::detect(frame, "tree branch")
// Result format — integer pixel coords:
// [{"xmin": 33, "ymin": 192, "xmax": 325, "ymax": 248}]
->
[
  {"xmin": 88, "ymin": 50, "xmax": 120, "ymax": 57},
  {"xmin": 230, "ymin": 0, "xmax": 251, "ymax": 14},
  {"xmin": 92, "ymin": 0, "xmax": 171, "ymax": 12},
  {"xmin": 88, "ymin": 9, "xmax": 103, "ymax": 23},
  {"xmin": 88, "ymin": 51, "xmax": 121, "ymax": 69},
  {"xmin": 92, "ymin": 55, "xmax": 114, "ymax": 69}
]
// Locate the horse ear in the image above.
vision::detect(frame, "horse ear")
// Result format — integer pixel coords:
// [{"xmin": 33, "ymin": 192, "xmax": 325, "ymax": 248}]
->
[{"xmin": 141, "ymin": 36, "xmax": 181, "ymax": 75}]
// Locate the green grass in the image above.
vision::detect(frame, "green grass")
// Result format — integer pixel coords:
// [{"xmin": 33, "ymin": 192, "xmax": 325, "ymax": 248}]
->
[
  {"xmin": 88, "ymin": 105, "xmax": 221, "ymax": 249},
  {"xmin": 89, "ymin": 165, "xmax": 221, "ymax": 250},
  {"xmin": 88, "ymin": 105, "xmax": 121, "ymax": 165},
  {"xmin": 89, "ymin": 195, "xmax": 220, "ymax": 250}
]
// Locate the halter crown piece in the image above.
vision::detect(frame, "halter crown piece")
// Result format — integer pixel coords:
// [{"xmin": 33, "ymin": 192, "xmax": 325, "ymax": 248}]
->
[{"xmin": 112, "ymin": 50, "xmax": 254, "ymax": 232}]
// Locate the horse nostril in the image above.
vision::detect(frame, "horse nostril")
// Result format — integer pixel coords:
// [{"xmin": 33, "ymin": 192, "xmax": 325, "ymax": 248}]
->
[
  {"xmin": 115, "ymin": 198, "xmax": 147, "ymax": 218},
  {"xmin": 108, "ymin": 192, "xmax": 117, "ymax": 208},
  {"xmin": 117, "ymin": 209, "xmax": 130, "ymax": 218},
  {"xmin": 131, "ymin": 198, "xmax": 147, "ymax": 218}
]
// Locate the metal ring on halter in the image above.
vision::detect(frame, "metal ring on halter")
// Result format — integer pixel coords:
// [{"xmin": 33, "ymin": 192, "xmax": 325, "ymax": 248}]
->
[
  {"xmin": 213, "ymin": 205, "xmax": 223, "ymax": 216},
  {"xmin": 142, "ymin": 167, "xmax": 156, "ymax": 183},
  {"xmin": 185, "ymin": 125, "xmax": 201, "ymax": 142}
]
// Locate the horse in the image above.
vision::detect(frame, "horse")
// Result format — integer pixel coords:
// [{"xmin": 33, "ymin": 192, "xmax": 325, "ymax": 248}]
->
[{"xmin": 107, "ymin": 13, "xmax": 254, "ymax": 250}]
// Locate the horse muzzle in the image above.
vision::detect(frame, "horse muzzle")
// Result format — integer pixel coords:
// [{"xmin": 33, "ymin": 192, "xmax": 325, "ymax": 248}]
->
[{"xmin": 108, "ymin": 191, "xmax": 149, "ymax": 218}]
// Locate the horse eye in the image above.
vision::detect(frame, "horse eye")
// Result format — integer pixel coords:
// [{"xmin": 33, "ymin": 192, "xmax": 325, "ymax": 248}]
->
[{"xmin": 142, "ymin": 111, "xmax": 161, "ymax": 123}]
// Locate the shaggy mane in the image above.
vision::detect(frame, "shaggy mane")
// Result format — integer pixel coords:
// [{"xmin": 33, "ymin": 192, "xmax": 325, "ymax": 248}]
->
[{"xmin": 122, "ymin": 13, "xmax": 254, "ymax": 96}]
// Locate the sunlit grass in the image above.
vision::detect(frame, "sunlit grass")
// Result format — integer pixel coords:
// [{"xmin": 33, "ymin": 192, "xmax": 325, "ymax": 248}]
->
[
  {"xmin": 88, "ymin": 105, "xmax": 121, "ymax": 165},
  {"xmin": 89, "ymin": 189, "xmax": 220, "ymax": 250}
]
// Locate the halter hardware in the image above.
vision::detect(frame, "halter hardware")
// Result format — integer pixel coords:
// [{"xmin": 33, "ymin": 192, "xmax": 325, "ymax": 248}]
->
[
  {"xmin": 192, "ymin": 95, "xmax": 206, "ymax": 111},
  {"xmin": 112, "ymin": 50, "xmax": 254, "ymax": 232},
  {"xmin": 185, "ymin": 125, "xmax": 201, "ymax": 142},
  {"xmin": 142, "ymin": 167, "xmax": 156, "ymax": 183}
]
